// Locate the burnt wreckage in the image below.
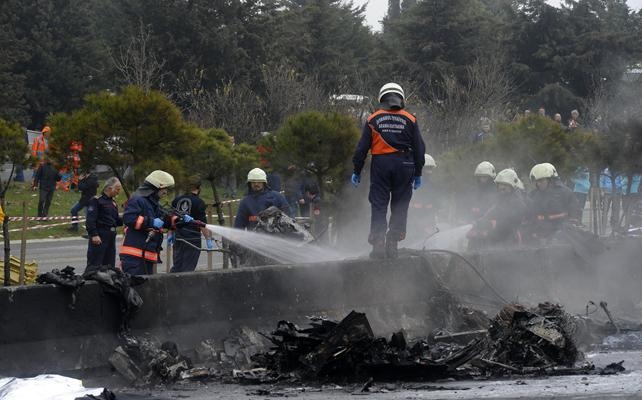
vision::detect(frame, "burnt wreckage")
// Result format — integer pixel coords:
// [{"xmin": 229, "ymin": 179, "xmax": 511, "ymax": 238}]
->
[
  {"xmin": 242, "ymin": 306, "xmax": 628, "ymax": 383},
  {"xmin": 230, "ymin": 206, "xmax": 314, "ymax": 267}
]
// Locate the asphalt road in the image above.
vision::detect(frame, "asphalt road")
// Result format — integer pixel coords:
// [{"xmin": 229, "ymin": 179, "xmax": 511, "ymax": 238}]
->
[
  {"xmin": 103, "ymin": 350, "xmax": 642, "ymax": 399},
  {"xmin": 8, "ymin": 236, "xmax": 225, "ymax": 274}
]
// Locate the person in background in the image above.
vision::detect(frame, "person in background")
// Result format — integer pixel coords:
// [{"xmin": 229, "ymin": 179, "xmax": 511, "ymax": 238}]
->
[
  {"xmin": 600, "ymin": 168, "xmax": 624, "ymax": 230},
  {"xmin": 31, "ymin": 126, "xmax": 51, "ymax": 176},
  {"xmin": 68, "ymin": 171, "xmax": 99, "ymax": 232},
  {"xmin": 298, "ymin": 173, "xmax": 321, "ymax": 218},
  {"xmin": 467, "ymin": 168, "xmax": 526, "ymax": 249},
  {"xmin": 86, "ymin": 177, "xmax": 123, "ymax": 269},
  {"xmin": 464, "ymin": 161, "xmax": 497, "ymax": 223},
  {"xmin": 283, "ymin": 164, "xmax": 303, "ymax": 216},
  {"xmin": 471, "ymin": 117, "xmax": 492, "ymax": 144},
  {"xmin": 572, "ymin": 167, "xmax": 590, "ymax": 223},
  {"xmin": 526, "ymin": 163, "xmax": 579, "ymax": 241},
  {"xmin": 568, "ymin": 109, "xmax": 581, "ymax": 130},
  {"xmin": 32, "ymin": 157, "xmax": 61, "ymax": 219},
  {"xmin": 168, "ymin": 175, "xmax": 214, "ymax": 273}
]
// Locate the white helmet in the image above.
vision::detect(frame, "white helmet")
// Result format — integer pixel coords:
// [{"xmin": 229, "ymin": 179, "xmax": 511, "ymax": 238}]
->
[
  {"xmin": 145, "ymin": 170, "xmax": 175, "ymax": 189},
  {"xmin": 530, "ymin": 163, "xmax": 556, "ymax": 181},
  {"xmin": 494, "ymin": 168, "xmax": 520, "ymax": 189},
  {"xmin": 378, "ymin": 82, "xmax": 405, "ymax": 103},
  {"xmin": 540, "ymin": 162, "xmax": 559, "ymax": 178},
  {"xmin": 424, "ymin": 154, "xmax": 436, "ymax": 168},
  {"xmin": 516, "ymin": 177, "xmax": 525, "ymax": 190},
  {"xmin": 474, "ymin": 161, "xmax": 496, "ymax": 178},
  {"xmin": 247, "ymin": 167, "xmax": 267, "ymax": 183}
]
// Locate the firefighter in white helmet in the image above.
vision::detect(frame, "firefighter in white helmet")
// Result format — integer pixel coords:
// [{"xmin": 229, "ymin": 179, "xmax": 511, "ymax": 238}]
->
[
  {"xmin": 526, "ymin": 163, "xmax": 579, "ymax": 241},
  {"xmin": 230, "ymin": 168, "xmax": 292, "ymax": 266},
  {"xmin": 120, "ymin": 170, "xmax": 193, "ymax": 275},
  {"xmin": 466, "ymin": 168, "xmax": 527, "ymax": 249},
  {"xmin": 351, "ymin": 82, "xmax": 426, "ymax": 259},
  {"xmin": 234, "ymin": 167, "xmax": 290, "ymax": 230},
  {"xmin": 463, "ymin": 161, "xmax": 497, "ymax": 223}
]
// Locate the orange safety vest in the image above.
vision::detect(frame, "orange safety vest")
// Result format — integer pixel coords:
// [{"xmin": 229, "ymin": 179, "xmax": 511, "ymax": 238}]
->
[
  {"xmin": 367, "ymin": 109, "xmax": 417, "ymax": 155},
  {"xmin": 31, "ymin": 135, "xmax": 49, "ymax": 160}
]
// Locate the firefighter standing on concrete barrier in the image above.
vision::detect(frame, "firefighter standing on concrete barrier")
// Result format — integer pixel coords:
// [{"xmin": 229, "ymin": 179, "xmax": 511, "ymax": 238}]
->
[
  {"xmin": 120, "ymin": 170, "xmax": 194, "ymax": 275},
  {"xmin": 467, "ymin": 168, "xmax": 526, "ymax": 249},
  {"xmin": 526, "ymin": 163, "xmax": 579, "ymax": 241},
  {"xmin": 351, "ymin": 82, "xmax": 426, "ymax": 259},
  {"xmin": 86, "ymin": 177, "xmax": 123, "ymax": 269}
]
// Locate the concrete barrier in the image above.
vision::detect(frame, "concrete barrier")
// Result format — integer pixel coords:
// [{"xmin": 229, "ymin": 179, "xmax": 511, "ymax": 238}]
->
[
  {"xmin": 0, "ymin": 256, "xmax": 448, "ymax": 377},
  {"xmin": 3, "ymin": 239, "xmax": 640, "ymax": 378}
]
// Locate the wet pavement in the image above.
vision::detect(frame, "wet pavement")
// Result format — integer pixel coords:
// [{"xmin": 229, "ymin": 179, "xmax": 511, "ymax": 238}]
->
[
  {"xmin": 8, "ymin": 237, "xmax": 224, "ymax": 274},
  {"xmin": 100, "ymin": 350, "xmax": 642, "ymax": 399}
]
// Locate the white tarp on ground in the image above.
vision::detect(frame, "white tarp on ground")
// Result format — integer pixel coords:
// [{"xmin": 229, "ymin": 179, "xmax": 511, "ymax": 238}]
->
[{"xmin": 0, "ymin": 374, "xmax": 103, "ymax": 400}]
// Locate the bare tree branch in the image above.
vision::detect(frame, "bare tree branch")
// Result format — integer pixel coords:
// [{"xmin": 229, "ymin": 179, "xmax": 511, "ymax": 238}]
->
[{"xmin": 110, "ymin": 21, "xmax": 166, "ymax": 92}]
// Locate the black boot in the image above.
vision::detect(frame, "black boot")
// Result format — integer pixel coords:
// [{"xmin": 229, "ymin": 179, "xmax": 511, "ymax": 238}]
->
[
  {"xmin": 368, "ymin": 234, "xmax": 386, "ymax": 259},
  {"xmin": 385, "ymin": 238, "xmax": 398, "ymax": 259},
  {"xmin": 385, "ymin": 231, "xmax": 402, "ymax": 259}
]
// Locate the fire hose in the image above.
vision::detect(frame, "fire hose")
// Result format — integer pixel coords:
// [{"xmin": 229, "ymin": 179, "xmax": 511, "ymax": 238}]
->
[
  {"xmin": 408, "ymin": 247, "xmax": 509, "ymax": 305},
  {"xmin": 173, "ymin": 237, "xmax": 231, "ymax": 253}
]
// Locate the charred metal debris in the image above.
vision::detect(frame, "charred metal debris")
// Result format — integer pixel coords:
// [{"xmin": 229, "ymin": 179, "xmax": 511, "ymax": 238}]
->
[{"xmin": 241, "ymin": 305, "xmax": 628, "ymax": 384}]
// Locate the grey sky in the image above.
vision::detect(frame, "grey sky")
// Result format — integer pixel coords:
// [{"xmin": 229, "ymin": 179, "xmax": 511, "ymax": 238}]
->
[{"xmin": 357, "ymin": 0, "xmax": 642, "ymax": 31}]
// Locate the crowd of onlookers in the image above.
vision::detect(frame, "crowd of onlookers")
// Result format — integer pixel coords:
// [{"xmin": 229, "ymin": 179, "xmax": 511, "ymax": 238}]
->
[{"xmin": 471, "ymin": 107, "xmax": 582, "ymax": 144}]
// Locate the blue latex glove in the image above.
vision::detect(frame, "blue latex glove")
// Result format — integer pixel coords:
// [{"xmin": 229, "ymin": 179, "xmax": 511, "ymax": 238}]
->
[
  {"xmin": 182, "ymin": 214, "xmax": 194, "ymax": 223},
  {"xmin": 152, "ymin": 217, "xmax": 164, "ymax": 229},
  {"xmin": 351, "ymin": 173, "xmax": 360, "ymax": 188},
  {"xmin": 413, "ymin": 176, "xmax": 422, "ymax": 190},
  {"xmin": 206, "ymin": 238, "xmax": 214, "ymax": 250},
  {"xmin": 167, "ymin": 232, "xmax": 175, "ymax": 246}
]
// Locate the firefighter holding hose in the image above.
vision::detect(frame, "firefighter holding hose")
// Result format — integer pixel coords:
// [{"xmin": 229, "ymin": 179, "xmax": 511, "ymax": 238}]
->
[{"xmin": 119, "ymin": 170, "xmax": 194, "ymax": 275}]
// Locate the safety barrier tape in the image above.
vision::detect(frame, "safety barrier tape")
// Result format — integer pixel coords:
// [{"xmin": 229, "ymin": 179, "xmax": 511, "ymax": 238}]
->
[
  {"xmin": 219, "ymin": 198, "xmax": 241, "ymax": 205},
  {"xmin": 7, "ymin": 215, "xmax": 83, "ymax": 221},
  {"xmin": 3, "ymin": 218, "xmax": 87, "ymax": 233}
]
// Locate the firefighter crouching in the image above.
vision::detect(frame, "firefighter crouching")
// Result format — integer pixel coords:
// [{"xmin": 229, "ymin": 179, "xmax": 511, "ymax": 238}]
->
[
  {"xmin": 463, "ymin": 161, "xmax": 497, "ymax": 223},
  {"xmin": 120, "ymin": 170, "xmax": 194, "ymax": 275},
  {"xmin": 466, "ymin": 168, "xmax": 526, "ymax": 249},
  {"xmin": 525, "ymin": 163, "xmax": 579, "ymax": 242}
]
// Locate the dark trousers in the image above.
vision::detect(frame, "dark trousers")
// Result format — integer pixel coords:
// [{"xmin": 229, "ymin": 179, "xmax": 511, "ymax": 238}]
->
[
  {"xmin": 87, "ymin": 229, "xmax": 117, "ymax": 267},
  {"xmin": 38, "ymin": 189, "xmax": 54, "ymax": 217},
  {"xmin": 170, "ymin": 239, "xmax": 201, "ymax": 273},
  {"xmin": 368, "ymin": 154, "xmax": 415, "ymax": 242},
  {"xmin": 70, "ymin": 199, "xmax": 89, "ymax": 229},
  {"xmin": 121, "ymin": 254, "xmax": 155, "ymax": 276},
  {"xmin": 574, "ymin": 192, "xmax": 587, "ymax": 221}
]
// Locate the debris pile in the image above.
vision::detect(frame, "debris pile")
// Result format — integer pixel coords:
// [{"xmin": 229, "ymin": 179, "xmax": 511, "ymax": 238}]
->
[
  {"xmin": 480, "ymin": 302, "xmax": 580, "ymax": 370},
  {"xmin": 109, "ymin": 336, "xmax": 197, "ymax": 385},
  {"xmin": 250, "ymin": 310, "xmax": 481, "ymax": 382},
  {"xmin": 83, "ymin": 265, "xmax": 146, "ymax": 336},
  {"xmin": 36, "ymin": 266, "xmax": 84, "ymax": 308},
  {"xmin": 247, "ymin": 305, "xmax": 620, "ymax": 383}
]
